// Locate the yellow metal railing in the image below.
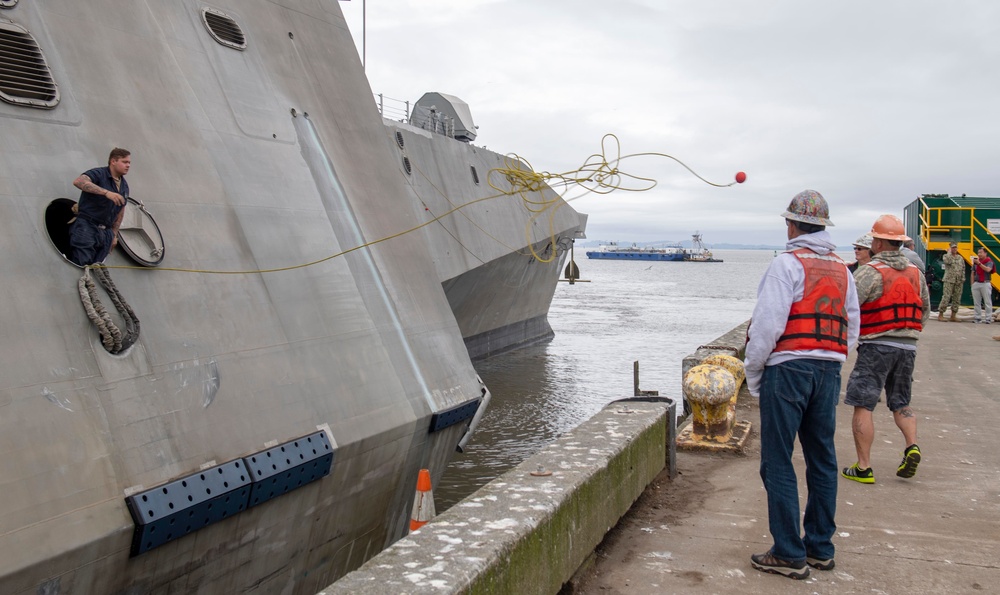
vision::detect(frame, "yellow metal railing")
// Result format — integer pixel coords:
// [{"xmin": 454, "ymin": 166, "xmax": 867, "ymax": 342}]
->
[{"xmin": 919, "ymin": 198, "xmax": 1000, "ymax": 293}]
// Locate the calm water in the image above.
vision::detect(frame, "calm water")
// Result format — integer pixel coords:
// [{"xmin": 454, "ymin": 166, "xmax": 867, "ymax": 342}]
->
[{"xmin": 436, "ymin": 249, "xmax": 778, "ymax": 509}]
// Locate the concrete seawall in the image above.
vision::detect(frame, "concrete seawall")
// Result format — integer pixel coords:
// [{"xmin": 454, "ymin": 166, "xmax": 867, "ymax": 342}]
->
[{"xmin": 325, "ymin": 401, "xmax": 672, "ymax": 594}]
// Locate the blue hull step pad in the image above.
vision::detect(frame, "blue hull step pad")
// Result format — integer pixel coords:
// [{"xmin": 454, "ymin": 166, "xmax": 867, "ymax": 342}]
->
[
  {"xmin": 124, "ymin": 430, "xmax": 334, "ymax": 557},
  {"xmin": 243, "ymin": 431, "xmax": 334, "ymax": 509},
  {"xmin": 125, "ymin": 459, "xmax": 252, "ymax": 556},
  {"xmin": 429, "ymin": 397, "xmax": 482, "ymax": 433}
]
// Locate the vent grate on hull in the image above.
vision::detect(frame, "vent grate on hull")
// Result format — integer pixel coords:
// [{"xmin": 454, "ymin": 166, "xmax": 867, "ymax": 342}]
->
[
  {"xmin": 0, "ymin": 20, "xmax": 59, "ymax": 108},
  {"xmin": 201, "ymin": 8, "xmax": 247, "ymax": 50}
]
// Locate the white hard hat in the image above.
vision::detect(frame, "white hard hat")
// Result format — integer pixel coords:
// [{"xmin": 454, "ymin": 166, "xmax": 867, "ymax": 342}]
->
[{"xmin": 853, "ymin": 233, "xmax": 873, "ymax": 249}]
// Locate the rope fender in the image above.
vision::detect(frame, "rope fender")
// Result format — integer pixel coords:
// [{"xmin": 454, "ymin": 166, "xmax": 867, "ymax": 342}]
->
[{"xmin": 78, "ymin": 266, "xmax": 141, "ymax": 354}]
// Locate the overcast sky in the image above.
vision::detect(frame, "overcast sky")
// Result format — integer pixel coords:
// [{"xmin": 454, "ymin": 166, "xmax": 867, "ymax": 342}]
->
[{"xmin": 340, "ymin": 1, "xmax": 999, "ymax": 247}]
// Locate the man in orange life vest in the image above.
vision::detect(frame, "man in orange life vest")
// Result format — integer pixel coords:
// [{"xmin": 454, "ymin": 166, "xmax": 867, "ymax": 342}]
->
[
  {"xmin": 842, "ymin": 214, "xmax": 930, "ymax": 484},
  {"xmin": 745, "ymin": 190, "xmax": 860, "ymax": 579}
]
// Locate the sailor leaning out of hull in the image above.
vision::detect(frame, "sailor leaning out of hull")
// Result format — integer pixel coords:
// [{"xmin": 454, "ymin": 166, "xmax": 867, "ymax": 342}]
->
[{"xmin": 68, "ymin": 147, "xmax": 131, "ymax": 266}]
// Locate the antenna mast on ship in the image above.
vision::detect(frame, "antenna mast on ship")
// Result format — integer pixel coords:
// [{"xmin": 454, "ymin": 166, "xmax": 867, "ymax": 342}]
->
[{"xmin": 692, "ymin": 231, "xmax": 706, "ymax": 252}]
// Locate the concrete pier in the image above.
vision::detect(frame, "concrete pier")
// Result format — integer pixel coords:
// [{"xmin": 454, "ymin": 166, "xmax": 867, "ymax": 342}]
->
[
  {"xmin": 326, "ymin": 400, "xmax": 674, "ymax": 594},
  {"xmin": 573, "ymin": 318, "xmax": 1000, "ymax": 594}
]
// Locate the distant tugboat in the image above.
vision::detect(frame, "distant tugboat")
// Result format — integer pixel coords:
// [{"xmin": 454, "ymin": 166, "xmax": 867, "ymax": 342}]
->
[
  {"xmin": 683, "ymin": 231, "xmax": 723, "ymax": 262},
  {"xmin": 586, "ymin": 241, "xmax": 685, "ymax": 261}
]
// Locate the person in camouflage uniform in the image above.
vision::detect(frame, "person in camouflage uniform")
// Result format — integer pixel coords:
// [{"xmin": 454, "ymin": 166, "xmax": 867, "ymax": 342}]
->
[
  {"xmin": 938, "ymin": 242, "xmax": 965, "ymax": 321},
  {"xmin": 842, "ymin": 215, "xmax": 930, "ymax": 485}
]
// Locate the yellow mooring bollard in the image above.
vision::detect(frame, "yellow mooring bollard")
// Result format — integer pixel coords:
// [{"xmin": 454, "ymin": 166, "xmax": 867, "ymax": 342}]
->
[
  {"xmin": 701, "ymin": 353, "xmax": 746, "ymax": 429},
  {"xmin": 677, "ymin": 359, "xmax": 752, "ymax": 452},
  {"xmin": 700, "ymin": 353, "xmax": 746, "ymax": 386},
  {"xmin": 683, "ymin": 364, "xmax": 736, "ymax": 440}
]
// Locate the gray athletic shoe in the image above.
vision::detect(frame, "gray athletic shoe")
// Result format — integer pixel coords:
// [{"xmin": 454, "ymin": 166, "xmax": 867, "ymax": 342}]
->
[
  {"xmin": 751, "ymin": 551, "xmax": 810, "ymax": 580},
  {"xmin": 806, "ymin": 556, "xmax": 835, "ymax": 571}
]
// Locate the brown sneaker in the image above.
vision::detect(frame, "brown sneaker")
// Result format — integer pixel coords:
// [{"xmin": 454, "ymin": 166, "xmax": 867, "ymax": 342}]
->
[{"xmin": 937, "ymin": 311, "xmax": 944, "ymax": 321}]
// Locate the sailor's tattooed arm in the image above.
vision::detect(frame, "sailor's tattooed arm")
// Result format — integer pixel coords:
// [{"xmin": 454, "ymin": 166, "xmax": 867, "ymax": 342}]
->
[{"xmin": 73, "ymin": 174, "xmax": 107, "ymax": 196}]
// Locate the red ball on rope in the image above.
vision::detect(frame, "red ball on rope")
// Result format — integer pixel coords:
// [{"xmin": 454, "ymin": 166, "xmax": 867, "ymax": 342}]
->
[{"xmin": 735, "ymin": 171, "xmax": 747, "ymax": 184}]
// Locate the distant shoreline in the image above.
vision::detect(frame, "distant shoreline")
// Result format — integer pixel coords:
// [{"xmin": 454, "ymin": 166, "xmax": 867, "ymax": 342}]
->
[{"xmin": 578, "ymin": 241, "xmax": 860, "ymax": 251}]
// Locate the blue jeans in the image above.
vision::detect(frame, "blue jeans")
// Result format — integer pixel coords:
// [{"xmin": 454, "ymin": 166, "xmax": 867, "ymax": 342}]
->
[
  {"xmin": 759, "ymin": 358, "xmax": 841, "ymax": 562},
  {"xmin": 69, "ymin": 218, "xmax": 114, "ymax": 266}
]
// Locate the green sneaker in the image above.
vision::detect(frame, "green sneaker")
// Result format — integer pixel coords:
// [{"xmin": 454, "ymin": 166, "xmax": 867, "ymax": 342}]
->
[
  {"xmin": 897, "ymin": 444, "xmax": 921, "ymax": 478},
  {"xmin": 842, "ymin": 463, "xmax": 874, "ymax": 484}
]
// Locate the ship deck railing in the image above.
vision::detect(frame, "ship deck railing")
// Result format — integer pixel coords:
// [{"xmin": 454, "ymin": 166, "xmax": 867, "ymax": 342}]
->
[{"xmin": 374, "ymin": 93, "xmax": 457, "ymax": 139}]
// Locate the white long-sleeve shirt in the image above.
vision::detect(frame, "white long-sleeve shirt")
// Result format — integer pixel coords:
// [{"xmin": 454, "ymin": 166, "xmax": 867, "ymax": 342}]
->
[{"xmin": 745, "ymin": 231, "xmax": 860, "ymax": 397}]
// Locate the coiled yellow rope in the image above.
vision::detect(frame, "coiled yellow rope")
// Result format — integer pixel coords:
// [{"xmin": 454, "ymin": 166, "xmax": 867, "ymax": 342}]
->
[{"xmin": 488, "ymin": 133, "xmax": 740, "ymax": 262}]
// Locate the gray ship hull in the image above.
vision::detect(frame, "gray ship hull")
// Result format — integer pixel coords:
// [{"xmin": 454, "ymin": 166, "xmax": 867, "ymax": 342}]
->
[
  {"xmin": 384, "ymin": 119, "xmax": 586, "ymax": 360},
  {"xmin": 0, "ymin": 1, "xmax": 583, "ymax": 593}
]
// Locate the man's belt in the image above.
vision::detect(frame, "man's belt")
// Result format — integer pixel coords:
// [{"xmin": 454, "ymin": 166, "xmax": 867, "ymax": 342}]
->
[{"xmin": 77, "ymin": 212, "xmax": 110, "ymax": 230}]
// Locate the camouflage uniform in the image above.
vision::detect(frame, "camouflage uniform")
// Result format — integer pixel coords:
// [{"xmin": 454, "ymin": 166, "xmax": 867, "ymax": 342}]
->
[
  {"xmin": 939, "ymin": 251, "xmax": 965, "ymax": 316},
  {"xmin": 846, "ymin": 250, "xmax": 930, "ymax": 411},
  {"xmin": 853, "ymin": 251, "xmax": 932, "ymax": 345}
]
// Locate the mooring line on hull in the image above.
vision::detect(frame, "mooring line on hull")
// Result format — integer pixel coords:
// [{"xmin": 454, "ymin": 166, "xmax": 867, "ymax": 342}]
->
[
  {"xmin": 91, "ymin": 134, "xmax": 740, "ymax": 275},
  {"xmin": 91, "ymin": 190, "xmax": 518, "ymax": 275}
]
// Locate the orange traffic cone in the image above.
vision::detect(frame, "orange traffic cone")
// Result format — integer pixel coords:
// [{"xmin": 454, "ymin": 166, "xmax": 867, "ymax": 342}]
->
[{"xmin": 409, "ymin": 468, "xmax": 435, "ymax": 532}]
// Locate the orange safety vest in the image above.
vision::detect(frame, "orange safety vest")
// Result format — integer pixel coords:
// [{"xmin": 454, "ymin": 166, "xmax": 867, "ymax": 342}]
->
[
  {"xmin": 859, "ymin": 261, "xmax": 923, "ymax": 335},
  {"xmin": 774, "ymin": 249, "xmax": 850, "ymax": 355}
]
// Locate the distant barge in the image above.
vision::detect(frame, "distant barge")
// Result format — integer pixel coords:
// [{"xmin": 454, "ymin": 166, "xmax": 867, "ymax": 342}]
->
[
  {"xmin": 585, "ymin": 232, "xmax": 723, "ymax": 262},
  {"xmin": 586, "ymin": 242, "xmax": 684, "ymax": 261}
]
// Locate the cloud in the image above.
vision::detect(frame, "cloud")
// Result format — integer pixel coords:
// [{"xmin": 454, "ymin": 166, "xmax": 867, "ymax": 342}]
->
[{"xmin": 340, "ymin": 0, "xmax": 1000, "ymax": 245}]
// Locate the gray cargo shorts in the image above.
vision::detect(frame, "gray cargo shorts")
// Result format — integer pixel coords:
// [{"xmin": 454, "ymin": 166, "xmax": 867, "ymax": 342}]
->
[{"xmin": 844, "ymin": 343, "xmax": 916, "ymax": 412}]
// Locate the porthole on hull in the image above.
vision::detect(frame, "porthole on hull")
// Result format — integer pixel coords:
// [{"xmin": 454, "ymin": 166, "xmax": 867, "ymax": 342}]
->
[
  {"xmin": 0, "ymin": 20, "xmax": 60, "ymax": 108},
  {"xmin": 44, "ymin": 198, "xmax": 79, "ymax": 266},
  {"xmin": 470, "ymin": 165, "xmax": 480, "ymax": 185},
  {"xmin": 402, "ymin": 156, "xmax": 412, "ymax": 175},
  {"xmin": 0, "ymin": 1, "xmax": 19, "ymax": 9},
  {"xmin": 395, "ymin": 131, "xmax": 405, "ymax": 149},
  {"xmin": 201, "ymin": 8, "xmax": 247, "ymax": 50}
]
